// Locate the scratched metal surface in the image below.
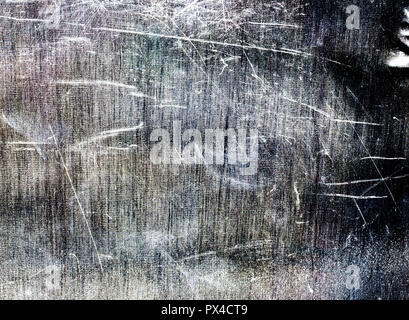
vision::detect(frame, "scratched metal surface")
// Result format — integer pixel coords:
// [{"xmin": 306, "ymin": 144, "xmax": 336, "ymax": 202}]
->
[{"xmin": 0, "ymin": 0, "xmax": 409, "ymax": 299}]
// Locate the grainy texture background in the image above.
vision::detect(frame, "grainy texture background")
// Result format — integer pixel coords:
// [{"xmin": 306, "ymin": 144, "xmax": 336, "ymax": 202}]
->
[{"xmin": 1, "ymin": 0, "xmax": 409, "ymax": 300}]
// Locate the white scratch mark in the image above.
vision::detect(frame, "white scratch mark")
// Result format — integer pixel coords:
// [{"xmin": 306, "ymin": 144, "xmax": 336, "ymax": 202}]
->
[
  {"xmin": 0, "ymin": 15, "xmax": 48, "ymax": 23},
  {"xmin": 152, "ymin": 104, "xmax": 187, "ymax": 109},
  {"xmin": 360, "ymin": 156, "xmax": 406, "ymax": 161},
  {"xmin": 318, "ymin": 193, "xmax": 388, "ymax": 200},
  {"xmin": 49, "ymin": 125, "xmax": 104, "ymax": 272},
  {"xmin": 55, "ymin": 79, "xmax": 139, "ymax": 90},
  {"xmin": 321, "ymin": 174, "xmax": 409, "ymax": 186},
  {"xmin": 73, "ymin": 123, "xmax": 144, "ymax": 148},
  {"xmin": 93, "ymin": 27, "xmax": 312, "ymax": 57},
  {"xmin": 6, "ymin": 141, "xmax": 50, "ymax": 145},
  {"xmin": 58, "ymin": 36, "xmax": 92, "ymax": 44},
  {"xmin": 98, "ymin": 124, "xmax": 144, "ymax": 136},
  {"xmin": 353, "ymin": 199, "xmax": 367, "ymax": 228},
  {"xmin": 180, "ymin": 251, "xmax": 216, "ymax": 262},
  {"xmin": 128, "ymin": 92, "xmax": 156, "ymax": 99},
  {"xmin": 293, "ymin": 182, "xmax": 300, "ymax": 212},
  {"xmin": 283, "ymin": 97, "xmax": 382, "ymax": 126},
  {"xmin": 246, "ymin": 21, "xmax": 300, "ymax": 29}
]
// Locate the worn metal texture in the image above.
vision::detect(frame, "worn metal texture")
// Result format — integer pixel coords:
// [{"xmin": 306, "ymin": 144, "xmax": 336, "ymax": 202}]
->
[{"xmin": 0, "ymin": 0, "xmax": 409, "ymax": 299}]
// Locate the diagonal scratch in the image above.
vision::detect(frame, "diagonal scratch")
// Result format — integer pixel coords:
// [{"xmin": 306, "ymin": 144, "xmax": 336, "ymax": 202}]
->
[
  {"xmin": 49, "ymin": 125, "xmax": 104, "ymax": 272},
  {"xmin": 283, "ymin": 97, "xmax": 382, "ymax": 126},
  {"xmin": 93, "ymin": 26, "xmax": 312, "ymax": 57}
]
